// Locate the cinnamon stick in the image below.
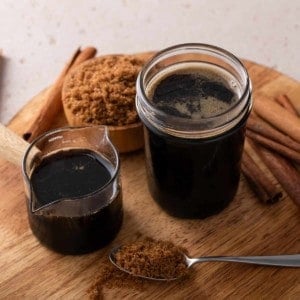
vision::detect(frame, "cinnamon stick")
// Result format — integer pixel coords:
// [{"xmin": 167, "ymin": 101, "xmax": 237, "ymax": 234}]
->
[
  {"xmin": 275, "ymin": 94, "xmax": 299, "ymax": 117},
  {"xmin": 253, "ymin": 143, "xmax": 300, "ymax": 207},
  {"xmin": 241, "ymin": 147, "xmax": 282, "ymax": 204},
  {"xmin": 247, "ymin": 95, "xmax": 300, "ymax": 162},
  {"xmin": 246, "ymin": 114, "xmax": 300, "ymax": 153},
  {"xmin": 253, "ymin": 94, "xmax": 300, "ymax": 144},
  {"xmin": 23, "ymin": 46, "xmax": 97, "ymax": 142},
  {"xmin": 246, "ymin": 129, "xmax": 300, "ymax": 164}
]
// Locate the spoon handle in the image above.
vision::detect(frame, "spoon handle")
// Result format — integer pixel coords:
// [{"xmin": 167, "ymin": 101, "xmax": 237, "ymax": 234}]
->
[
  {"xmin": 191, "ymin": 254, "xmax": 300, "ymax": 267},
  {"xmin": 0, "ymin": 123, "xmax": 30, "ymax": 166}
]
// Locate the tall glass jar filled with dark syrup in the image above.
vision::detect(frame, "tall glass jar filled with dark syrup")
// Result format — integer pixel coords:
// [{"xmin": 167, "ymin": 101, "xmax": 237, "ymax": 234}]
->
[{"xmin": 136, "ymin": 43, "xmax": 252, "ymax": 219}]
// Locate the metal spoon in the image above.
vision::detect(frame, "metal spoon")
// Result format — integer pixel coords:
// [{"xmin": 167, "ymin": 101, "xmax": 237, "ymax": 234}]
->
[{"xmin": 109, "ymin": 246, "xmax": 300, "ymax": 281}]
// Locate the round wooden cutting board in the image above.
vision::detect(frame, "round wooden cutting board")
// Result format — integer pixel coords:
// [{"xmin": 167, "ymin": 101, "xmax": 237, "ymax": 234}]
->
[{"xmin": 1, "ymin": 57, "xmax": 300, "ymax": 299}]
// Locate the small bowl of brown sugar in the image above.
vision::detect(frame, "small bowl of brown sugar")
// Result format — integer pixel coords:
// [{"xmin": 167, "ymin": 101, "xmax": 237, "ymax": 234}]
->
[{"xmin": 62, "ymin": 52, "xmax": 153, "ymax": 153}]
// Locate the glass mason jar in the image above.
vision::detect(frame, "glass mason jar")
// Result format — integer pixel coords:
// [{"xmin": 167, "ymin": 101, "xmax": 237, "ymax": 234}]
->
[
  {"xmin": 22, "ymin": 126, "xmax": 123, "ymax": 254},
  {"xmin": 136, "ymin": 43, "xmax": 252, "ymax": 219}
]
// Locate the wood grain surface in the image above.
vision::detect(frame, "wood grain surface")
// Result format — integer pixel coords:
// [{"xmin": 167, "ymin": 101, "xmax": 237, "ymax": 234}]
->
[{"xmin": 1, "ymin": 59, "xmax": 300, "ymax": 299}]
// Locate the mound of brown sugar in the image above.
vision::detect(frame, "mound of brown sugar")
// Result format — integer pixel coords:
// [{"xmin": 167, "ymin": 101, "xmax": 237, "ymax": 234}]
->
[
  {"xmin": 62, "ymin": 55, "xmax": 145, "ymax": 126},
  {"xmin": 114, "ymin": 238, "xmax": 188, "ymax": 280}
]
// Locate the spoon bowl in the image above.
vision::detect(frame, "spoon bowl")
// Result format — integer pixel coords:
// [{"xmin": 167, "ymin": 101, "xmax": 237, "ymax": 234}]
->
[
  {"xmin": 109, "ymin": 245, "xmax": 179, "ymax": 281},
  {"xmin": 109, "ymin": 245, "xmax": 300, "ymax": 281}
]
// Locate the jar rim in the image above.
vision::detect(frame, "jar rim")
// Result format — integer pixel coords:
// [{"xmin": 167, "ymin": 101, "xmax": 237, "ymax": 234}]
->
[{"xmin": 136, "ymin": 43, "xmax": 252, "ymax": 138}]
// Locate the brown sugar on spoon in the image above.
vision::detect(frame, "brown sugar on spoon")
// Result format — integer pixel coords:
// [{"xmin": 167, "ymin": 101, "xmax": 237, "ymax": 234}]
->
[
  {"xmin": 62, "ymin": 55, "xmax": 145, "ymax": 126},
  {"xmin": 114, "ymin": 238, "xmax": 188, "ymax": 280}
]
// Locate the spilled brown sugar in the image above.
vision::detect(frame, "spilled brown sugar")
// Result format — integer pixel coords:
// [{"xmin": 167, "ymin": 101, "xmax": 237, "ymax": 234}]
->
[
  {"xmin": 88, "ymin": 261, "xmax": 145, "ymax": 299},
  {"xmin": 87, "ymin": 238, "xmax": 190, "ymax": 299}
]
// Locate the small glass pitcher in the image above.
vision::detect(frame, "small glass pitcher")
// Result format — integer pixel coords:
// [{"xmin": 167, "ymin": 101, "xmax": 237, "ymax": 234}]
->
[{"xmin": 22, "ymin": 126, "xmax": 123, "ymax": 255}]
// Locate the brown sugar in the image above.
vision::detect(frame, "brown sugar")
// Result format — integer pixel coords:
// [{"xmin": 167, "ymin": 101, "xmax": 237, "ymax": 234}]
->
[
  {"xmin": 87, "ymin": 238, "xmax": 190, "ymax": 299},
  {"xmin": 88, "ymin": 261, "xmax": 145, "ymax": 299},
  {"xmin": 62, "ymin": 55, "xmax": 145, "ymax": 126},
  {"xmin": 114, "ymin": 238, "xmax": 188, "ymax": 280}
]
